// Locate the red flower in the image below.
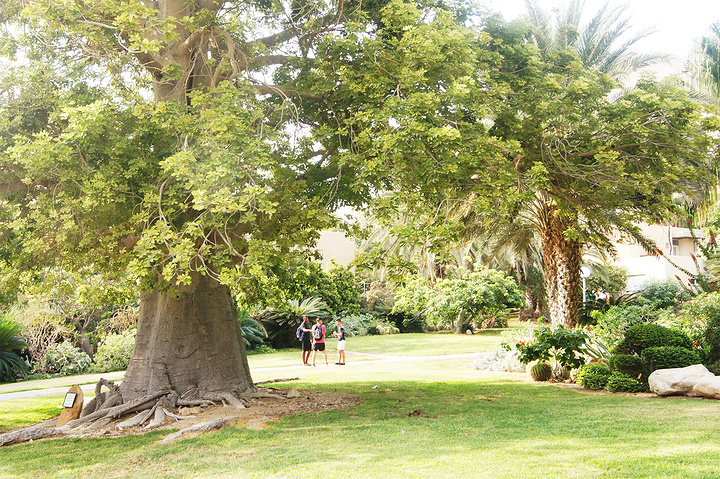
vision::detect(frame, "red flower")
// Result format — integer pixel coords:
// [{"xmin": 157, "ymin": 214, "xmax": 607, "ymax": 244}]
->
[
  {"xmin": 687, "ymin": 219, "xmax": 692, "ymax": 227},
  {"xmin": 694, "ymin": 342, "xmax": 699, "ymax": 346}
]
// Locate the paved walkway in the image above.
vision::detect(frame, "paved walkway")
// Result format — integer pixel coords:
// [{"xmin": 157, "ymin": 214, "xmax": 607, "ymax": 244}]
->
[{"xmin": 0, "ymin": 352, "xmax": 480, "ymax": 402}]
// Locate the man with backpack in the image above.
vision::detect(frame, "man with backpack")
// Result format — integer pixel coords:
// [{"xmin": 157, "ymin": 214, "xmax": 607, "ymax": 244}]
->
[
  {"xmin": 297, "ymin": 316, "xmax": 312, "ymax": 366},
  {"xmin": 311, "ymin": 317, "xmax": 328, "ymax": 366}
]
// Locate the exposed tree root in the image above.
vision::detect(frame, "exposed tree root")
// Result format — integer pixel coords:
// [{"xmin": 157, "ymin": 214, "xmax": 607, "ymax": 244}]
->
[
  {"xmin": 160, "ymin": 416, "xmax": 240, "ymax": 444},
  {"xmin": 0, "ymin": 377, "xmax": 328, "ymax": 447}
]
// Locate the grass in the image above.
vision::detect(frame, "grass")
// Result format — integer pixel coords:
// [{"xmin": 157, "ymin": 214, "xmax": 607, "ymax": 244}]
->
[{"xmin": 3, "ymin": 331, "xmax": 720, "ymax": 478}]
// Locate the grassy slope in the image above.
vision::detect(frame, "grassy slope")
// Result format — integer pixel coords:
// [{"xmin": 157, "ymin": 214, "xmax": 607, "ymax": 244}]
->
[{"xmin": 2, "ymin": 331, "xmax": 719, "ymax": 478}]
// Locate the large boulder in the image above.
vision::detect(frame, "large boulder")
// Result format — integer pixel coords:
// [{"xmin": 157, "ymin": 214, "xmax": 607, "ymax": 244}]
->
[
  {"xmin": 648, "ymin": 364, "xmax": 715, "ymax": 396},
  {"xmin": 693, "ymin": 376, "xmax": 720, "ymax": 399}
]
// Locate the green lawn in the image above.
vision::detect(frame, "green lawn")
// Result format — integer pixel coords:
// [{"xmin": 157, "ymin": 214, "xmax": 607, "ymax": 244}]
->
[{"xmin": 2, "ymin": 331, "xmax": 719, "ymax": 478}]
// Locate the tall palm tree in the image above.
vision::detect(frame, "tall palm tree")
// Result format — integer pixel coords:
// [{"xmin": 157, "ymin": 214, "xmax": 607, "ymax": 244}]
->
[
  {"xmin": 481, "ymin": 1, "xmax": 674, "ymax": 327},
  {"xmin": 687, "ymin": 22, "xmax": 720, "ymax": 102},
  {"xmin": 525, "ymin": 0, "xmax": 670, "ymax": 83}
]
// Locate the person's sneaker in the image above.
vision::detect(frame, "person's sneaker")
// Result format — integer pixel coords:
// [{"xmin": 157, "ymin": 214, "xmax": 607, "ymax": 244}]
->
[{"xmin": 335, "ymin": 362, "xmax": 341, "ymax": 365}]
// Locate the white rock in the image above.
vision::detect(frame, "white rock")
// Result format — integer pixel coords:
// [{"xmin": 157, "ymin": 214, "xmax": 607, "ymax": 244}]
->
[
  {"xmin": 693, "ymin": 376, "xmax": 720, "ymax": 399},
  {"xmin": 648, "ymin": 364, "xmax": 714, "ymax": 396}
]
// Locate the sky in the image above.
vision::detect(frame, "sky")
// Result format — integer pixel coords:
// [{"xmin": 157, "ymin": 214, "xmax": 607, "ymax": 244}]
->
[{"xmin": 482, "ymin": 0, "xmax": 720, "ymax": 76}]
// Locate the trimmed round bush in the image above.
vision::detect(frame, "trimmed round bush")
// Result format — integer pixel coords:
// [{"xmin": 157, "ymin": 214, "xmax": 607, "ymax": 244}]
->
[
  {"xmin": 605, "ymin": 373, "xmax": 646, "ymax": 393},
  {"xmin": 641, "ymin": 346, "xmax": 701, "ymax": 372},
  {"xmin": 577, "ymin": 363, "xmax": 612, "ymax": 390},
  {"xmin": 609, "ymin": 354, "xmax": 646, "ymax": 375},
  {"xmin": 92, "ymin": 330, "xmax": 135, "ymax": 373},
  {"xmin": 614, "ymin": 323, "xmax": 693, "ymax": 355}
]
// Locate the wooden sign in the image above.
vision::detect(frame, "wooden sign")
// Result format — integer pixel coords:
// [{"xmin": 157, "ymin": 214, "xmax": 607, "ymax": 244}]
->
[{"xmin": 56, "ymin": 385, "xmax": 84, "ymax": 427}]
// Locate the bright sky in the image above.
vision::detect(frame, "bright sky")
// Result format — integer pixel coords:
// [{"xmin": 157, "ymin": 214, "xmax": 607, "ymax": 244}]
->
[{"xmin": 483, "ymin": 0, "xmax": 720, "ymax": 76}]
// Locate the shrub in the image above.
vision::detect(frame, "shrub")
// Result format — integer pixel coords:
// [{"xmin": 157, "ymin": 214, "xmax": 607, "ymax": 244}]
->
[
  {"xmin": 340, "ymin": 312, "xmax": 391, "ymax": 336},
  {"xmin": 393, "ymin": 269, "xmax": 523, "ymax": 332},
  {"xmin": 641, "ymin": 346, "xmax": 701, "ymax": 372},
  {"xmin": 577, "ymin": 363, "xmax": 612, "ymax": 390},
  {"xmin": 238, "ymin": 308, "xmax": 267, "ymax": 349},
  {"xmin": 658, "ymin": 292, "xmax": 720, "ymax": 343},
  {"xmin": 608, "ymin": 354, "xmax": 646, "ymax": 375},
  {"xmin": 39, "ymin": 342, "xmax": 92, "ymax": 376},
  {"xmin": 0, "ymin": 317, "xmax": 29, "ymax": 382},
  {"xmin": 261, "ymin": 297, "xmax": 330, "ymax": 348},
  {"xmin": 605, "ymin": 373, "xmax": 646, "ymax": 393},
  {"xmin": 92, "ymin": 330, "xmax": 135, "ymax": 373},
  {"xmin": 509, "ymin": 326, "xmax": 589, "ymax": 370},
  {"xmin": 591, "ymin": 304, "xmax": 666, "ymax": 349},
  {"xmin": 613, "ymin": 323, "xmax": 693, "ymax": 355},
  {"xmin": 703, "ymin": 309, "xmax": 720, "ymax": 370},
  {"xmin": 637, "ymin": 279, "xmax": 690, "ymax": 309}
]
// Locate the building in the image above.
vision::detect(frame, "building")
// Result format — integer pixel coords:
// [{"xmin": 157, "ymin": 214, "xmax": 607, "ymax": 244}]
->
[
  {"xmin": 316, "ymin": 231, "xmax": 356, "ymax": 269},
  {"xmin": 610, "ymin": 223, "xmax": 703, "ymax": 292}
]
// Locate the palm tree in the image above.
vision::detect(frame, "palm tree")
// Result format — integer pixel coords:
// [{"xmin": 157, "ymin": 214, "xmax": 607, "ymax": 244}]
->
[
  {"xmin": 480, "ymin": 1, "xmax": 674, "ymax": 327},
  {"xmin": 524, "ymin": 0, "xmax": 670, "ymax": 83},
  {"xmin": 687, "ymin": 22, "xmax": 720, "ymax": 102}
]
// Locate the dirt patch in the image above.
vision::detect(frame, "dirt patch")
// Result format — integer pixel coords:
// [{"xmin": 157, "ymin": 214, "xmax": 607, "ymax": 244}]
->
[
  {"xmin": 5, "ymin": 387, "xmax": 361, "ymax": 445},
  {"xmin": 81, "ymin": 387, "xmax": 360, "ymax": 440},
  {"xmin": 549, "ymin": 381, "xmax": 657, "ymax": 398}
]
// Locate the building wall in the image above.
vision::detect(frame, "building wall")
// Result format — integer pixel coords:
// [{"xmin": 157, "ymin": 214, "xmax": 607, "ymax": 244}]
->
[
  {"xmin": 316, "ymin": 231, "xmax": 356, "ymax": 269},
  {"xmin": 607, "ymin": 223, "xmax": 703, "ymax": 292}
]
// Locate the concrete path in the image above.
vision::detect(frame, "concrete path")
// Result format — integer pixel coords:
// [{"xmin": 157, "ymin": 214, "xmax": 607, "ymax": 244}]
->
[{"xmin": 0, "ymin": 352, "xmax": 481, "ymax": 402}]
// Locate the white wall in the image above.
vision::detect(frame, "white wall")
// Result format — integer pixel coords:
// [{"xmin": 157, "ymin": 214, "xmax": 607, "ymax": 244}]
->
[{"xmin": 316, "ymin": 231, "xmax": 356, "ymax": 269}]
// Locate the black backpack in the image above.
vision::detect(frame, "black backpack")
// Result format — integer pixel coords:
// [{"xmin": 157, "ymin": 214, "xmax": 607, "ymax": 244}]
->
[{"xmin": 313, "ymin": 325, "xmax": 323, "ymax": 340}]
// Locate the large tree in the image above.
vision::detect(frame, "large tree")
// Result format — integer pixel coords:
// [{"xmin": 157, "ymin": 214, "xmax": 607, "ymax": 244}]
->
[
  {"xmin": 336, "ymin": 18, "xmax": 720, "ymax": 327},
  {"xmin": 0, "ymin": 0, "xmax": 454, "ymax": 415}
]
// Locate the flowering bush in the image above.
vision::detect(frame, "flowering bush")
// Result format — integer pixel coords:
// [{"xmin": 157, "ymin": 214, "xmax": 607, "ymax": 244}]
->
[{"xmin": 503, "ymin": 326, "xmax": 589, "ymax": 371}]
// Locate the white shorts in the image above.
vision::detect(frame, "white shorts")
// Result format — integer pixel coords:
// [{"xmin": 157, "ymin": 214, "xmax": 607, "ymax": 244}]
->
[{"xmin": 337, "ymin": 340, "xmax": 346, "ymax": 351}]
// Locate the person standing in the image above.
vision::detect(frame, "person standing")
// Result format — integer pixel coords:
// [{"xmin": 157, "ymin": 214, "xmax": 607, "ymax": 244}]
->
[
  {"xmin": 333, "ymin": 318, "xmax": 346, "ymax": 365},
  {"xmin": 298, "ymin": 316, "xmax": 312, "ymax": 366},
  {"xmin": 311, "ymin": 317, "xmax": 328, "ymax": 366}
]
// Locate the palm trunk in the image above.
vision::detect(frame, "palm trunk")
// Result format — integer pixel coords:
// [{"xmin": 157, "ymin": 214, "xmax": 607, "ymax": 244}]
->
[{"xmin": 539, "ymin": 204, "xmax": 582, "ymax": 328}]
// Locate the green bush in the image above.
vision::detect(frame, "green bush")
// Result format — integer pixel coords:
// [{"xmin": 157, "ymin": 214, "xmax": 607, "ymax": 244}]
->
[
  {"xmin": 590, "ymin": 303, "xmax": 665, "ymax": 349},
  {"xmin": 0, "ymin": 317, "xmax": 28, "ymax": 382},
  {"xmin": 393, "ymin": 268, "xmax": 523, "ymax": 331},
  {"xmin": 38, "ymin": 342, "xmax": 92, "ymax": 376},
  {"xmin": 614, "ymin": 323, "xmax": 693, "ymax": 355},
  {"xmin": 637, "ymin": 279, "xmax": 690, "ymax": 309},
  {"xmin": 608, "ymin": 354, "xmax": 646, "ymax": 375},
  {"xmin": 577, "ymin": 363, "xmax": 612, "ymax": 390},
  {"xmin": 605, "ymin": 373, "xmax": 646, "ymax": 393},
  {"xmin": 92, "ymin": 330, "xmax": 135, "ymax": 373},
  {"xmin": 509, "ymin": 326, "xmax": 589, "ymax": 370},
  {"xmin": 641, "ymin": 346, "xmax": 701, "ymax": 372},
  {"xmin": 703, "ymin": 309, "xmax": 720, "ymax": 370},
  {"xmin": 658, "ymin": 292, "xmax": 720, "ymax": 343},
  {"xmin": 340, "ymin": 312, "xmax": 392, "ymax": 336}
]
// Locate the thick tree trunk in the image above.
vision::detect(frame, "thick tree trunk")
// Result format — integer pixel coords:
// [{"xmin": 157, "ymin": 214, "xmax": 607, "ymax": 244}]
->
[
  {"xmin": 539, "ymin": 204, "xmax": 582, "ymax": 328},
  {"xmin": 120, "ymin": 272, "xmax": 254, "ymax": 403}
]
